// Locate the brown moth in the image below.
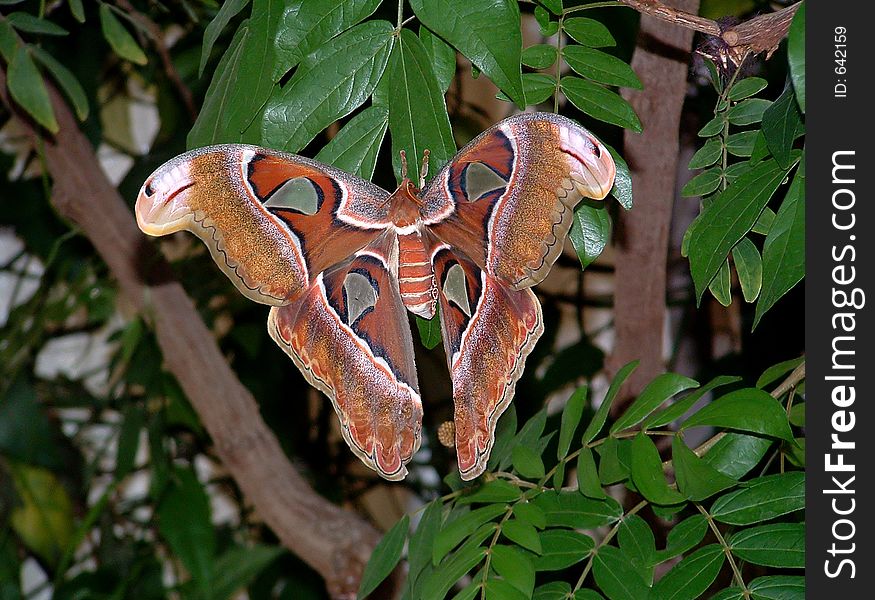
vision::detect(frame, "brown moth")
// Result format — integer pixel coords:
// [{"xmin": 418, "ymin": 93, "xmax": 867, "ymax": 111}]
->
[{"xmin": 136, "ymin": 113, "xmax": 616, "ymax": 481}]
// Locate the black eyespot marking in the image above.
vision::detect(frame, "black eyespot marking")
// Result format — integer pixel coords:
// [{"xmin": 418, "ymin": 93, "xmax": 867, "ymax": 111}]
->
[{"xmin": 143, "ymin": 180, "xmax": 155, "ymax": 197}]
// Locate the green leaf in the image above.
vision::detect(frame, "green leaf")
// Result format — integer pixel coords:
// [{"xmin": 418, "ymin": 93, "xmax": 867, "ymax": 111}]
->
[
  {"xmin": 607, "ymin": 145, "xmax": 633, "ymax": 209},
  {"xmin": 577, "ymin": 446, "xmax": 606, "ymax": 499},
  {"xmin": 557, "ymin": 386, "xmax": 587, "ymax": 459},
  {"xmin": 199, "ymin": 0, "xmax": 249, "ymax": 76},
  {"xmin": 415, "ymin": 313, "xmax": 443, "ymax": 349},
  {"xmin": 0, "ymin": 19, "xmax": 17, "ymax": 62},
  {"xmin": 115, "ymin": 406, "xmax": 144, "ymax": 478},
  {"xmin": 534, "ymin": 582, "xmax": 571, "ymax": 600},
  {"xmin": 420, "ymin": 25, "xmax": 457, "ymax": 94},
  {"xmin": 751, "ymin": 206, "xmax": 775, "ymax": 234},
  {"xmin": 489, "ymin": 405, "xmax": 518, "ymax": 472},
  {"xmin": 385, "ymin": 28, "xmax": 456, "ymax": 181},
  {"xmin": 433, "ymin": 504, "xmax": 505, "ymax": 565},
  {"xmin": 358, "ymin": 515, "xmax": 409, "ymax": 599},
  {"xmin": 532, "ymin": 491, "xmax": 622, "ymax": 530},
  {"xmin": 99, "ymin": 4, "xmax": 147, "ymax": 65},
  {"xmin": 569, "ymin": 201, "xmax": 612, "ymax": 269},
  {"xmin": 681, "ymin": 387, "xmax": 794, "ymax": 442},
  {"xmin": 67, "ymin": 0, "xmax": 85, "ymax": 23},
  {"xmin": 458, "ymin": 480, "xmax": 521, "ymax": 505},
  {"xmin": 728, "ymin": 523, "xmax": 804, "ymax": 568},
  {"xmin": 727, "ymin": 161, "xmax": 754, "ymax": 184},
  {"xmin": 492, "ymin": 545, "xmax": 535, "ymax": 596},
  {"xmin": 687, "ymin": 138, "xmax": 722, "ymax": 169},
  {"xmin": 708, "ymin": 259, "xmax": 732, "ymax": 307},
  {"xmin": 754, "ymin": 166, "xmax": 804, "ymax": 328},
  {"xmin": 787, "ymin": 3, "xmax": 805, "ymax": 112},
  {"xmin": 749, "ymin": 130, "xmax": 771, "ymax": 164},
  {"xmin": 263, "ymin": 20, "xmax": 393, "ymax": 152},
  {"xmin": 29, "ymin": 47, "xmax": 88, "ymax": 121},
  {"xmin": 672, "ymin": 436, "xmax": 737, "ymax": 501},
  {"xmin": 561, "ymin": 76, "xmax": 642, "ymax": 131},
  {"xmin": 211, "ymin": 544, "xmax": 284, "ymax": 600},
  {"xmin": 407, "ymin": 500, "xmax": 442, "ymax": 594},
  {"xmin": 510, "ymin": 408, "xmax": 547, "ymax": 465},
  {"xmin": 749, "ymin": 575, "xmax": 805, "ymax": 600},
  {"xmin": 687, "ymin": 159, "xmax": 790, "ymax": 300},
  {"xmin": 157, "ymin": 467, "xmax": 216, "ymax": 593},
  {"xmin": 728, "ymin": 77, "xmax": 767, "ymax": 101},
  {"xmin": 0, "ymin": 377, "xmax": 63, "ymax": 469},
  {"xmin": 701, "ymin": 432, "xmax": 772, "ymax": 479},
  {"xmin": 534, "ymin": 529, "xmax": 594, "ymax": 571},
  {"xmin": 410, "ymin": 0, "xmax": 524, "ymax": 107},
  {"xmin": 597, "ymin": 436, "xmax": 630, "ymax": 485},
  {"xmin": 7, "ymin": 12, "xmax": 68, "ymax": 35},
  {"xmin": 680, "ymin": 167, "xmax": 721, "ymax": 197},
  {"xmin": 698, "ymin": 114, "xmax": 725, "ymax": 137},
  {"xmin": 9, "ymin": 463, "xmax": 74, "ymax": 566},
  {"xmin": 655, "ymin": 515, "xmax": 708, "ymax": 562},
  {"xmin": 483, "ymin": 579, "xmax": 529, "ymax": 600},
  {"xmin": 592, "ymin": 545, "xmax": 651, "ymax": 600},
  {"xmin": 711, "ymin": 472, "xmax": 805, "ymax": 525},
  {"xmin": 727, "ymin": 98, "xmax": 771, "ymax": 125},
  {"xmin": 522, "ymin": 43, "xmax": 558, "ymax": 69},
  {"xmin": 522, "ymin": 72, "xmax": 556, "ymax": 105},
  {"xmin": 732, "ymin": 237, "xmax": 762, "ymax": 302},
  {"xmin": 538, "ymin": 0, "xmax": 563, "ymax": 15},
  {"xmin": 315, "ymin": 106, "xmax": 389, "ymax": 180},
  {"xmin": 7, "ymin": 45, "xmax": 58, "ymax": 133},
  {"xmin": 630, "ymin": 433, "xmax": 685, "ymax": 505},
  {"xmin": 563, "ymin": 17, "xmax": 615, "ymax": 47},
  {"xmin": 651, "ymin": 544, "xmax": 724, "ymax": 600},
  {"xmin": 711, "ymin": 589, "xmax": 745, "ymax": 600},
  {"xmin": 502, "ymin": 520, "xmax": 542, "ymax": 555},
  {"xmin": 563, "ymin": 46, "xmax": 641, "ymax": 89},
  {"xmin": 534, "ymin": 6, "xmax": 559, "ymax": 37},
  {"xmin": 761, "ymin": 85, "xmax": 802, "ymax": 169},
  {"xmin": 644, "ymin": 375, "xmax": 742, "ymax": 429},
  {"xmin": 756, "ymin": 357, "xmax": 804, "ymax": 389},
  {"xmin": 618, "ymin": 514, "xmax": 656, "ymax": 584},
  {"xmin": 611, "ymin": 373, "xmax": 699, "ymax": 434},
  {"xmin": 273, "ymin": 0, "xmax": 380, "ymax": 80},
  {"xmin": 726, "ymin": 131, "xmax": 758, "ymax": 157},
  {"xmin": 423, "ymin": 544, "xmax": 488, "ymax": 600},
  {"xmin": 512, "ymin": 445, "xmax": 545, "ymax": 479},
  {"xmin": 583, "ymin": 360, "xmax": 638, "ymax": 443},
  {"xmin": 188, "ymin": 22, "xmax": 249, "ymax": 147},
  {"xmin": 512, "ymin": 502, "xmax": 546, "ymax": 529}
]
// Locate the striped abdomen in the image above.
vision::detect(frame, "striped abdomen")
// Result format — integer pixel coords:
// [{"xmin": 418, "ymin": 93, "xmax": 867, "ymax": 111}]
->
[{"xmin": 398, "ymin": 231, "xmax": 437, "ymax": 319}]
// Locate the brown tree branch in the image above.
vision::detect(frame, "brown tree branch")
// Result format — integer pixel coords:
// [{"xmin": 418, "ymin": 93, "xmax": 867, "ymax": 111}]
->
[
  {"xmin": 618, "ymin": 0, "xmax": 803, "ymax": 62},
  {"xmin": 618, "ymin": 0, "xmax": 719, "ymax": 35},
  {"xmin": 0, "ymin": 68, "xmax": 381, "ymax": 600},
  {"xmin": 608, "ymin": 0, "xmax": 700, "ymax": 400}
]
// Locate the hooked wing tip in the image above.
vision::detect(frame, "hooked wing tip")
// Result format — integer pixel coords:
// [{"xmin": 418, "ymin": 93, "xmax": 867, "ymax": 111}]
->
[{"xmin": 560, "ymin": 127, "xmax": 617, "ymax": 201}]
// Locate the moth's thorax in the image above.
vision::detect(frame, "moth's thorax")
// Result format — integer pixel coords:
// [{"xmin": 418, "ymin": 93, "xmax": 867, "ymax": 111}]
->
[{"xmin": 387, "ymin": 178, "xmax": 425, "ymax": 229}]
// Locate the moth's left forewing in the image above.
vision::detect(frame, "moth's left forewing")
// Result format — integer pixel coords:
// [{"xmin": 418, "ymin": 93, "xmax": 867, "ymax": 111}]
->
[
  {"xmin": 269, "ymin": 233, "xmax": 422, "ymax": 480},
  {"xmin": 422, "ymin": 113, "xmax": 616, "ymax": 290},
  {"xmin": 430, "ymin": 245, "xmax": 543, "ymax": 480}
]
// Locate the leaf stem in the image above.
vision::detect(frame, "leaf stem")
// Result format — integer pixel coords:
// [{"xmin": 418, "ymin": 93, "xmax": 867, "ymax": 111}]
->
[
  {"xmin": 572, "ymin": 500, "xmax": 648, "ymax": 592},
  {"xmin": 696, "ymin": 503, "xmax": 750, "ymax": 597},
  {"xmin": 563, "ymin": 1, "xmax": 626, "ymax": 15},
  {"xmin": 553, "ymin": 14, "xmax": 564, "ymax": 113}
]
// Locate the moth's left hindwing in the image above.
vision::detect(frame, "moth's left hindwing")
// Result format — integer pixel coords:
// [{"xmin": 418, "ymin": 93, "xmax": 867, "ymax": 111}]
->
[
  {"xmin": 269, "ymin": 235, "xmax": 422, "ymax": 481},
  {"xmin": 136, "ymin": 145, "xmax": 390, "ymax": 305},
  {"xmin": 430, "ymin": 243, "xmax": 543, "ymax": 480}
]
